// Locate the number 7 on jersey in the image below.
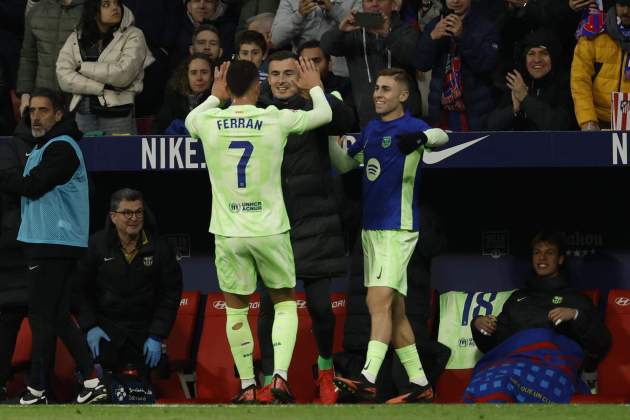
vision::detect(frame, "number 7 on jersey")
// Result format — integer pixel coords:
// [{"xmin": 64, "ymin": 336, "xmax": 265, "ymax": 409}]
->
[{"xmin": 229, "ymin": 140, "xmax": 253, "ymax": 188}]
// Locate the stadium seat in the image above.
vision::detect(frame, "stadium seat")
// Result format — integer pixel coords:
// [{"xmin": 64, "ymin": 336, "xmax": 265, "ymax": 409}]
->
[
  {"xmin": 195, "ymin": 292, "xmax": 346, "ymax": 403},
  {"xmin": 10, "ymin": 318, "xmax": 31, "ymax": 368},
  {"xmin": 434, "ymin": 368, "xmax": 472, "ymax": 403},
  {"xmin": 287, "ymin": 292, "xmax": 346, "ymax": 403},
  {"xmin": 7, "ymin": 318, "xmax": 77, "ymax": 402},
  {"xmin": 195, "ymin": 292, "xmax": 262, "ymax": 402},
  {"xmin": 432, "ymin": 289, "xmax": 604, "ymax": 404},
  {"xmin": 597, "ymin": 289, "xmax": 630, "ymax": 400},
  {"xmin": 154, "ymin": 291, "xmax": 201, "ymax": 401}
]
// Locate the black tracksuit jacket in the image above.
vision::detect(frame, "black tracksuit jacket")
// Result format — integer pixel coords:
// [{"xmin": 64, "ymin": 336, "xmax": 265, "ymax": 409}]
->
[{"xmin": 471, "ymin": 274, "xmax": 611, "ymax": 361}]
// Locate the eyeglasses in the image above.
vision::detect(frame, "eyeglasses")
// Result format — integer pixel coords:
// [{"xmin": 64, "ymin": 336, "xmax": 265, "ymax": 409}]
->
[{"xmin": 112, "ymin": 209, "xmax": 144, "ymax": 220}]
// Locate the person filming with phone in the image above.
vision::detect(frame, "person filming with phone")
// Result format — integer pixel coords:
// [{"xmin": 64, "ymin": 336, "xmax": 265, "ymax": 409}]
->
[
  {"xmin": 321, "ymin": 0, "xmax": 421, "ymax": 127},
  {"xmin": 413, "ymin": 0, "xmax": 499, "ymax": 131}
]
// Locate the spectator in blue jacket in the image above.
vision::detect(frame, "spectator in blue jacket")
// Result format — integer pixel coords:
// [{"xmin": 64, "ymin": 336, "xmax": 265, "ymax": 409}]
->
[{"xmin": 413, "ymin": 0, "xmax": 499, "ymax": 130}]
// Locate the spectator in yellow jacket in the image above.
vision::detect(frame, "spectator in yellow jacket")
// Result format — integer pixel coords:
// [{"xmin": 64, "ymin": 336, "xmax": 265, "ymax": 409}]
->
[{"xmin": 571, "ymin": 0, "xmax": 630, "ymax": 130}]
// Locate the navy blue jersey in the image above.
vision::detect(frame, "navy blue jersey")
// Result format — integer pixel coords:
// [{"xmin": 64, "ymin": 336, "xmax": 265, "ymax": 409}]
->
[{"xmin": 348, "ymin": 113, "xmax": 431, "ymax": 231}]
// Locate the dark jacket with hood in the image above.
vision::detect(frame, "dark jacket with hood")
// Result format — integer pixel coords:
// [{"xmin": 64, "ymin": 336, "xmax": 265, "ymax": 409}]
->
[
  {"xmin": 487, "ymin": 29, "xmax": 575, "ymax": 131},
  {"xmin": 471, "ymin": 273, "xmax": 611, "ymax": 362},
  {"xmin": 76, "ymin": 207, "xmax": 183, "ymax": 344},
  {"xmin": 0, "ymin": 111, "xmax": 85, "ymax": 259},
  {"xmin": 153, "ymin": 89, "xmax": 210, "ymax": 134},
  {"xmin": 320, "ymin": 12, "xmax": 421, "ymax": 127},
  {"xmin": 0, "ymin": 115, "xmax": 37, "ymax": 307},
  {"xmin": 259, "ymin": 92, "xmax": 355, "ymax": 279},
  {"xmin": 413, "ymin": 7, "xmax": 499, "ymax": 130}
]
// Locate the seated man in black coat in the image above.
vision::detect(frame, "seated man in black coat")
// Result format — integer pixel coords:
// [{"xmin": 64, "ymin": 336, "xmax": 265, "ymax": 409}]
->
[
  {"xmin": 77, "ymin": 188, "xmax": 183, "ymax": 379},
  {"xmin": 467, "ymin": 232, "xmax": 611, "ymax": 403}
]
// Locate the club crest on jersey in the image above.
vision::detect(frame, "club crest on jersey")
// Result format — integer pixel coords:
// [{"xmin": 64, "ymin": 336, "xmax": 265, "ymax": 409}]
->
[
  {"xmin": 552, "ymin": 296, "xmax": 563, "ymax": 304},
  {"xmin": 382, "ymin": 136, "xmax": 392, "ymax": 148},
  {"xmin": 143, "ymin": 256, "xmax": 153, "ymax": 267},
  {"xmin": 366, "ymin": 158, "xmax": 381, "ymax": 181}
]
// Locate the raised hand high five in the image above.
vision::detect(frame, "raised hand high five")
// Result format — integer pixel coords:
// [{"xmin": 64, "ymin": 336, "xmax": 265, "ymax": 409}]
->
[
  {"xmin": 211, "ymin": 61, "xmax": 231, "ymax": 101},
  {"xmin": 295, "ymin": 56, "xmax": 323, "ymax": 93}
]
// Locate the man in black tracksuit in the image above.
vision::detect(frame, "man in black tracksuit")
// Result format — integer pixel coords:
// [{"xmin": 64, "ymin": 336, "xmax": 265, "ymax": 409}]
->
[
  {"xmin": 256, "ymin": 50, "xmax": 356, "ymax": 403},
  {"xmin": 471, "ymin": 232, "xmax": 611, "ymax": 362},
  {"xmin": 76, "ymin": 188, "xmax": 182, "ymax": 379},
  {"xmin": 0, "ymin": 88, "xmax": 105, "ymax": 405}
]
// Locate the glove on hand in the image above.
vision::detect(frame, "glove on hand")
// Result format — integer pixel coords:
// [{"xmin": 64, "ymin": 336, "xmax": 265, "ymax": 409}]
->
[
  {"xmin": 143, "ymin": 337, "xmax": 162, "ymax": 368},
  {"xmin": 396, "ymin": 131, "xmax": 428, "ymax": 155},
  {"xmin": 86, "ymin": 326, "xmax": 110, "ymax": 359}
]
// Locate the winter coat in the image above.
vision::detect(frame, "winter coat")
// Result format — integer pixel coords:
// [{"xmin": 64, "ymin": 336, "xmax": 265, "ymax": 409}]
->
[
  {"xmin": 0, "ymin": 118, "xmax": 36, "ymax": 308},
  {"xmin": 487, "ymin": 29, "xmax": 574, "ymax": 131},
  {"xmin": 571, "ymin": 7, "xmax": 630, "ymax": 127},
  {"xmin": 56, "ymin": 6, "xmax": 154, "ymax": 112},
  {"xmin": 261, "ymin": 93, "xmax": 354, "ymax": 278},
  {"xmin": 16, "ymin": 0, "xmax": 86, "ymax": 95},
  {"xmin": 471, "ymin": 274, "xmax": 611, "ymax": 361},
  {"xmin": 321, "ymin": 12, "xmax": 421, "ymax": 127},
  {"xmin": 77, "ymin": 216, "xmax": 182, "ymax": 343},
  {"xmin": 413, "ymin": 7, "xmax": 499, "ymax": 130}
]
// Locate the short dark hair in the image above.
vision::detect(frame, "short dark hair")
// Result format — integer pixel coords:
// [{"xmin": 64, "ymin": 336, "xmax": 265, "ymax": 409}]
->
[
  {"xmin": 377, "ymin": 67, "xmax": 411, "ymax": 91},
  {"xmin": 110, "ymin": 188, "xmax": 144, "ymax": 212},
  {"xmin": 267, "ymin": 50, "xmax": 298, "ymax": 65},
  {"xmin": 192, "ymin": 24, "xmax": 221, "ymax": 44},
  {"xmin": 30, "ymin": 87, "xmax": 65, "ymax": 113},
  {"xmin": 531, "ymin": 231, "xmax": 566, "ymax": 255},
  {"xmin": 297, "ymin": 40, "xmax": 330, "ymax": 61},
  {"xmin": 227, "ymin": 60, "xmax": 259, "ymax": 97},
  {"xmin": 236, "ymin": 30, "xmax": 267, "ymax": 55}
]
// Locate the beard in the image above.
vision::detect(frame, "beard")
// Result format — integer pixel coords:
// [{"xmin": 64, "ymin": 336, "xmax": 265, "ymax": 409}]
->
[{"xmin": 31, "ymin": 128, "xmax": 46, "ymax": 138}]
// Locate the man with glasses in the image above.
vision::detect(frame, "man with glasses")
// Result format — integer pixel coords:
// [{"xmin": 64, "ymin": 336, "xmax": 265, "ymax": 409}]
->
[{"xmin": 76, "ymin": 188, "xmax": 182, "ymax": 383}]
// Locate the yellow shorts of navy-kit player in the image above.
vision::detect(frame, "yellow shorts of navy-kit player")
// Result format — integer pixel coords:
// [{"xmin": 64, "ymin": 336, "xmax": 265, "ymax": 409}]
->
[
  {"xmin": 214, "ymin": 232, "xmax": 296, "ymax": 295},
  {"xmin": 361, "ymin": 229, "xmax": 419, "ymax": 296}
]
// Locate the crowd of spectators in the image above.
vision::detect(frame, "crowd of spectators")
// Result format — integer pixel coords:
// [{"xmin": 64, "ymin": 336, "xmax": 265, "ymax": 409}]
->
[{"xmin": 0, "ymin": 0, "xmax": 629, "ymax": 136}]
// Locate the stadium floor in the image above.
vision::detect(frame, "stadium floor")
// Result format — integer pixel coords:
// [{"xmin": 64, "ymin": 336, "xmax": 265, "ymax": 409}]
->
[{"xmin": 0, "ymin": 404, "xmax": 629, "ymax": 420}]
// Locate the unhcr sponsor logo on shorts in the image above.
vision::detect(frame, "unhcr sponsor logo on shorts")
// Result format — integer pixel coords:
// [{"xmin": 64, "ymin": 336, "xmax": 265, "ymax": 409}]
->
[{"xmin": 229, "ymin": 201, "xmax": 263, "ymax": 213}]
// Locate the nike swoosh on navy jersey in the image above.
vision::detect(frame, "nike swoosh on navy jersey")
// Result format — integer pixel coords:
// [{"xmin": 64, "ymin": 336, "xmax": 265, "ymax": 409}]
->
[{"xmin": 422, "ymin": 136, "xmax": 489, "ymax": 164}]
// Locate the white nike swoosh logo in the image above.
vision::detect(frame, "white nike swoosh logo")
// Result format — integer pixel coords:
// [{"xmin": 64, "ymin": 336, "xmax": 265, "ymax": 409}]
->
[
  {"xmin": 76, "ymin": 390, "xmax": 93, "ymax": 404},
  {"xmin": 103, "ymin": 257, "xmax": 115, "ymax": 262},
  {"xmin": 517, "ymin": 297, "xmax": 527, "ymax": 302},
  {"xmin": 28, "ymin": 265, "xmax": 39, "ymax": 271},
  {"xmin": 422, "ymin": 135, "xmax": 489, "ymax": 164}
]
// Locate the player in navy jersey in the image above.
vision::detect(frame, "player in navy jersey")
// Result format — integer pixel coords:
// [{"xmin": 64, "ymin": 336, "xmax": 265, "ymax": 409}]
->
[{"xmin": 328, "ymin": 68, "xmax": 448, "ymax": 403}]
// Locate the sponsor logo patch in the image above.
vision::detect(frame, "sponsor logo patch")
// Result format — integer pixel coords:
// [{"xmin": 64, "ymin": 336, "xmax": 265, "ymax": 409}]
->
[
  {"xmin": 615, "ymin": 297, "xmax": 630, "ymax": 306},
  {"xmin": 366, "ymin": 158, "xmax": 381, "ymax": 181},
  {"xmin": 229, "ymin": 201, "xmax": 262, "ymax": 213}
]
